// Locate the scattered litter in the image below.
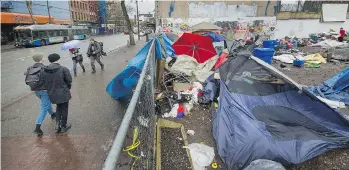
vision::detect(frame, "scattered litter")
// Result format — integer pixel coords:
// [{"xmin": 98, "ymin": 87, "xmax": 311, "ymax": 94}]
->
[
  {"xmin": 183, "ymin": 143, "xmax": 215, "ymax": 170},
  {"xmin": 137, "ymin": 116, "xmax": 149, "ymax": 128},
  {"xmin": 273, "ymin": 54, "xmax": 295, "ymax": 64},
  {"xmin": 163, "ymin": 104, "xmax": 179, "ymax": 118},
  {"xmin": 305, "ymin": 53, "xmax": 326, "ymax": 64},
  {"xmin": 187, "ymin": 130, "xmax": 195, "ymax": 136}
]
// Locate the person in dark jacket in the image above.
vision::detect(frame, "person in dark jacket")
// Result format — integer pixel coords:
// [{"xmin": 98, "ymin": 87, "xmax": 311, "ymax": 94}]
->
[
  {"xmin": 43, "ymin": 53, "xmax": 72, "ymax": 133},
  {"xmin": 87, "ymin": 38, "xmax": 104, "ymax": 73},
  {"xmin": 25, "ymin": 53, "xmax": 55, "ymax": 136}
]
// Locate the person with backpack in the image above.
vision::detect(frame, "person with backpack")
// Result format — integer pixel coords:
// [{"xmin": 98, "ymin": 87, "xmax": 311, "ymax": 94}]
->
[
  {"xmin": 87, "ymin": 38, "xmax": 104, "ymax": 73},
  {"xmin": 25, "ymin": 53, "xmax": 55, "ymax": 136},
  {"xmin": 43, "ymin": 53, "xmax": 72, "ymax": 133}
]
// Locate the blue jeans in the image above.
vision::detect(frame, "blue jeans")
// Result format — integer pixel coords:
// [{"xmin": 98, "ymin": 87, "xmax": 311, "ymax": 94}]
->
[
  {"xmin": 73, "ymin": 59, "xmax": 84, "ymax": 75},
  {"xmin": 35, "ymin": 91, "xmax": 54, "ymax": 125}
]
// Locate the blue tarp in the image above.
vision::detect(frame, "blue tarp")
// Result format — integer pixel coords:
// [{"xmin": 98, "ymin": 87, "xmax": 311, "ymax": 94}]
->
[
  {"xmin": 202, "ymin": 32, "xmax": 225, "ymax": 42},
  {"xmin": 213, "ymin": 56, "xmax": 349, "ymax": 170},
  {"xmin": 307, "ymin": 68, "xmax": 349, "ymax": 105},
  {"xmin": 106, "ymin": 37, "xmax": 175, "ymax": 100}
]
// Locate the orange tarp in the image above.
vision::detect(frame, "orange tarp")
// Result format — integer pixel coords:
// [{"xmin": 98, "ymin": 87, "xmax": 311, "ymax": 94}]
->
[{"xmin": 1, "ymin": 12, "xmax": 72, "ymax": 25}]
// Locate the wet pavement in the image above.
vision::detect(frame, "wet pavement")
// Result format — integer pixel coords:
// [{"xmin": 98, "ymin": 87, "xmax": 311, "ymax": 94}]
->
[
  {"xmin": 1, "ymin": 34, "xmax": 136, "ymax": 107},
  {"xmin": 1, "ymin": 41, "xmax": 146, "ymax": 170}
]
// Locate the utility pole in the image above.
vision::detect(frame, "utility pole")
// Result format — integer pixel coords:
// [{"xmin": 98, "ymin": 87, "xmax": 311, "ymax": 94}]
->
[
  {"xmin": 136, "ymin": 0, "xmax": 140, "ymax": 40},
  {"xmin": 46, "ymin": 0, "xmax": 52, "ymax": 24}
]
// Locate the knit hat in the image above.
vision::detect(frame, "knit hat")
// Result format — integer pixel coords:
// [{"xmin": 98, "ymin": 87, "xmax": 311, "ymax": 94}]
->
[
  {"xmin": 32, "ymin": 53, "xmax": 44, "ymax": 62},
  {"xmin": 48, "ymin": 53, "xmax": 61, "ymax": 63}
]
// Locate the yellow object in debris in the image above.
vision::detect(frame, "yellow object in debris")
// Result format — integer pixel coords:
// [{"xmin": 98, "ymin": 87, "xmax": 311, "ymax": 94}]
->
[
  {"xmin": 200, "ymin": 142, "xmax": 205, "ymax": 144},
  {"xmin": 212, "ymin": 162, "xmax": 218, "ymax": 169},
  {"xmin": 214, "ymin": 102, "xmax": 218, "ymax": 109},
  {"xmin": 304, "ymin": 53, "xmax": 327, "ymax": 64}
]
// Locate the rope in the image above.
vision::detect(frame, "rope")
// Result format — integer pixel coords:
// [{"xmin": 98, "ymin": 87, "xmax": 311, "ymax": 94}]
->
[{"xmin": 123, "ymin": 127, "xmax": 140, "ymax": 170}]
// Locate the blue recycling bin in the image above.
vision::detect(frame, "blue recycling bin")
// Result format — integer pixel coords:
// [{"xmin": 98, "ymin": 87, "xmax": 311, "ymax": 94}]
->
[
  {"xmin": 263, "ymin": 40, "xmax": 277, "ymax": 48},
  {"xmin": 254, "ymin": 48, "xmax": 275, "ymax": 64}
]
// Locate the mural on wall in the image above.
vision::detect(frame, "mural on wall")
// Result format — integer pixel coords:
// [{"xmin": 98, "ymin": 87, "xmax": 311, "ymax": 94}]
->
[
  {"xmin": 188, "ymin": 2, "xmax": 257, "ymax": 18},
  {"xmin": 161, "ymin": 17, "xmax": 277, "ymax": 42},
  {"xmin": 214, "ymin": 19, "xmax": 276, "ymax": 41}
]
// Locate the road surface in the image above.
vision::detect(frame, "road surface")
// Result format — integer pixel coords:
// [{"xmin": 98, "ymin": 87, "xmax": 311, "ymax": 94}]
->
[
  {"xmin": 1, "ymin": 41, "xmax": 146, "ymax": 170},
  {"xmin": 1, "ymin": 34, "xmax": 134, "ymax": 107}
]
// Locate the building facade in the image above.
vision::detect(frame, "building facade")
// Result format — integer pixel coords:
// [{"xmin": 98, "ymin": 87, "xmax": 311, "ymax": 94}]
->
[
  {"xmin": 1, "ymin": 0, "xmax": 72, "ymax": 42},
  {"xmin": 106, "ymin": 0, "xmax": 126, "ymax": 33},
  {"xmin": 69, "ymin": 0, "xmax": 99, "ymax": 35},
  {"xmin": 98, "ymin": 0, "xmax": 107, "ymax": 34}
]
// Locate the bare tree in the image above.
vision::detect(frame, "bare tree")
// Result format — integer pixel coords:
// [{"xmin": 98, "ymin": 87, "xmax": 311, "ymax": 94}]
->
[
  {"xmin": 26, "ymin": 0, "xmax": 36, "ymax": 24},
  {"xmin": 121, "ymin": 0, "xmax": 135, "ymax": 45}
]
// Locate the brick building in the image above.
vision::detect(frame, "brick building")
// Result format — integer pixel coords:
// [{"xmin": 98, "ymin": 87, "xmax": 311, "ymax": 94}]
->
[{"xmin": 69, "ymin": 0, "xmax": 99, "ymax": 35}]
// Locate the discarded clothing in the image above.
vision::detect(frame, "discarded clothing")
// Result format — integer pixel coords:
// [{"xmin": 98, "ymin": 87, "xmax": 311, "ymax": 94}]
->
[
  {"xmin": 273, "ymin": 54, "xmax": 295, "ymax": 64},
  {"xmin": 202, "ymin": 32, "xmax": 225, "ymax": 42},
  {"xmin": 170, "ymin": 55, "xmax": 218, "ymax": 82},
  {"xmin": 310, "ymin": 39, "xmax": 349, "ymax": 48},
  {"xmin": 304, "ymin": 53, "xmax": 326, "ymax": 64},
  {"xmin": 214, "ymin": 49, "xmax": 229, "ymax": 70},
  {"xmin": 307, "ymin": 68, "xmax": 349, "ymax": 105},
  {"xmin": 213, "ymin": 54, "xmax": 349, "ymax": 170}
]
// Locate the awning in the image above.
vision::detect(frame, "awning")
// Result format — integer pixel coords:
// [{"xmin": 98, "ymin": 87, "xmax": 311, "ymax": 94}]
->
[{"xmin": 1, "ymin": 12, "xmax": 72, "ymax": 25}]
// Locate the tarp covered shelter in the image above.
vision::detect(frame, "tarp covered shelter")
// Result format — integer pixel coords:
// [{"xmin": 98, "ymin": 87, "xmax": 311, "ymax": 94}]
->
[
  {"xmin": 190, "ymin": 22, "xmax": 222, "ymax": 32},
  {"xmin": 307, "ymin": 67, "xmax": 349, "ymax": 105},
  {"xmin": 106, "ymin": 36, "xmax": 174, "ymax": 100},
  {"xmin": 213, "ymin": 52, "xmax": 349, "ymax": 170}
]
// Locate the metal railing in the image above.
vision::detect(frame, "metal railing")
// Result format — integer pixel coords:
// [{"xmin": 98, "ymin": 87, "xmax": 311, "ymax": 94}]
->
[{"xmin": 103, "ymin": 39, "xmax": 157, "ymax": 170}]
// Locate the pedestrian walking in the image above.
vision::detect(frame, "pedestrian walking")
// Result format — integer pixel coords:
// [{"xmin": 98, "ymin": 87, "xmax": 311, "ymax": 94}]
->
[
  {"xmin": 69, "ymin": 48, "xmax": 85, "ymax": 77},
  {"xmin": 43, "ymin": 53, "xmax": 72, "ymax": 133},
  {"xmin": 87, "ymin": 38, "xmax": 104, "ymax": 73},
  {"xmin": 25, "ymin": 53, "xmax": 55, "ymax": 136}
]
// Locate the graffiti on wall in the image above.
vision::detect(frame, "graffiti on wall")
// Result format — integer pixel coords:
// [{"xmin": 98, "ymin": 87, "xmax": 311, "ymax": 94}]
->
[
  {"xmin": 189, "ymin": 2, "xmax": 257, "ymax": 18},
  {"xmin": 160, "ymin": 17, "xmax": 277, "ymax": 42},
  {"xmin": 214, "ymin": 19, "xmax": 276, "ymax": 41}
]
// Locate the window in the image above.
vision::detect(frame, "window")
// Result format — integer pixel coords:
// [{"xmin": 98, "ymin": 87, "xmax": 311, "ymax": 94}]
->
[
  {"xmin": 38, "ymin": 31, "xmax": 47, "ymax": 38},
  {"xmin": 32, "ymin": 31, "xmax": 39, "ymax": 39},
  {"xmin": 63, "ymin": 30, "xmax": 68, "ymax": 36},
  {"xmin": 48, "ymin": 31, "xmax": 54, "ymax": 37}
]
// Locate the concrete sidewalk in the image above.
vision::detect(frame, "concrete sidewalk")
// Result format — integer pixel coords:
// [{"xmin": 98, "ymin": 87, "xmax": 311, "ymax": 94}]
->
[{"xmin": 1, "ymin": 41, "xmax": 146, "ymax": 170}]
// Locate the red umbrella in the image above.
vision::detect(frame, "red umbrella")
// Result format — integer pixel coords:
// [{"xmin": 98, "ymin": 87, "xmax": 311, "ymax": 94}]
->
[{"xmin": 172, "ymin": 33, "xmax": 217, "ymax": 63}]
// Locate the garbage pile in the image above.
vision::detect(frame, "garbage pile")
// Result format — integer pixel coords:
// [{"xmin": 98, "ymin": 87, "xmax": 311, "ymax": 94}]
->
[{"xmin": 106, "ymin": 24, "xmax": 349, "ymax": 170}]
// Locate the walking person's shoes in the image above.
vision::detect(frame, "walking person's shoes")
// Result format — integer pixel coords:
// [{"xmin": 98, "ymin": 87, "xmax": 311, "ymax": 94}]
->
[
  {"xmin": 74, "ymin": 73, "xmax": 77, "ymax": 77},
  {"xmin": 34, "ymin": 124, "xmax": 43, "ymax": 136},
  {"xmin": 60, "ymin": 124, "xmax": 72, "ymax": 133},
  {"xmin": 55, "ymin": 120, "xmax": 61, "ymax": 133},
  {"xmin": 51, "ymin": 112, "xmax": 56, "ymax": 119},
  {"xmin": 82, "ymin": 66, "xmax": 86, "ymax": 73},
  {"xmin": 91, "ymin": 69, "xmax": 96, "ymax": 74},
  {"xmin": 101, "ymin": 64, "xmax": 104, "ymax": 71}
]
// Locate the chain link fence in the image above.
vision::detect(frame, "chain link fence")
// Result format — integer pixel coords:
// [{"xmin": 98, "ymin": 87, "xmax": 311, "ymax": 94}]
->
[{"xmin": 103, "ymin": 39, "xmax": 157, "ymax": 170}]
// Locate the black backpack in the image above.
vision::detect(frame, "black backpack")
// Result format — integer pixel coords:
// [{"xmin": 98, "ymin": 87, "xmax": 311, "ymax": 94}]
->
[{"xmin": 25, "ymin": 66, "xmax": 44, "ymax": 91}]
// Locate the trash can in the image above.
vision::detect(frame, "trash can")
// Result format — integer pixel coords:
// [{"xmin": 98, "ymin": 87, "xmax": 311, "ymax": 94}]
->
[
  {"xmin": 253, "ymin": 48, "xmax": 275, "ymax": 64},
  {"xmin": 263, "ymin": 40, "xmax": 277, "ymax": 49}
]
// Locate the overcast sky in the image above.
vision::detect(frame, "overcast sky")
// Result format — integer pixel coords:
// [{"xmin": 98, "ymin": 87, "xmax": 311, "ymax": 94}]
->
[{"xmin": 126, "ymin": 0, "xmax": 155, "ymax": 16}]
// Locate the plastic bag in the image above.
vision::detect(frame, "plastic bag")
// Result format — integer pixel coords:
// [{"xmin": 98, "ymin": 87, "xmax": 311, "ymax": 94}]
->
[{"xmin": 243, "ymin": 159, "xmax": 285, "ymax": 170}]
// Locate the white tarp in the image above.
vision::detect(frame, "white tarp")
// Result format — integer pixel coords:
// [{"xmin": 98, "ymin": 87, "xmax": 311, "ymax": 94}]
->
[
  {"xmin": 170, "ymin": 55, "xmax": 218, "ymax": 82},
  {"xmin": 322, "ymin": 4, "xmax": 348, "ymax": 22}
]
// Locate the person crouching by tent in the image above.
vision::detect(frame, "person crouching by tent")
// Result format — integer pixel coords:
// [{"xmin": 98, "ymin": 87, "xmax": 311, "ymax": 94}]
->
[
  {"xmin": 339, "ymin": 27, "xmax": 345, "ymax": 42},
  {"xmin": 69, "ymin": 48, "xmax": 85, "ymax": 77}
]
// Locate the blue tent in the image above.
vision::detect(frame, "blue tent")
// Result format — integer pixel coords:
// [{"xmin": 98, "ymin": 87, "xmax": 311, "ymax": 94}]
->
[
  {"xmin": 213, "ymin": 54, "xmax": 349, "ymax": 170},
  {"xmin": 106, "ymin": 36, "xmax": 175, "ymax": 100},
  {"xmin": 202, "ymin": 32, "xmax": 225, "ymax": 42},
  {"xmin": 307, "ymin": 68, "xmax": 349, "ymax": 105}
]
